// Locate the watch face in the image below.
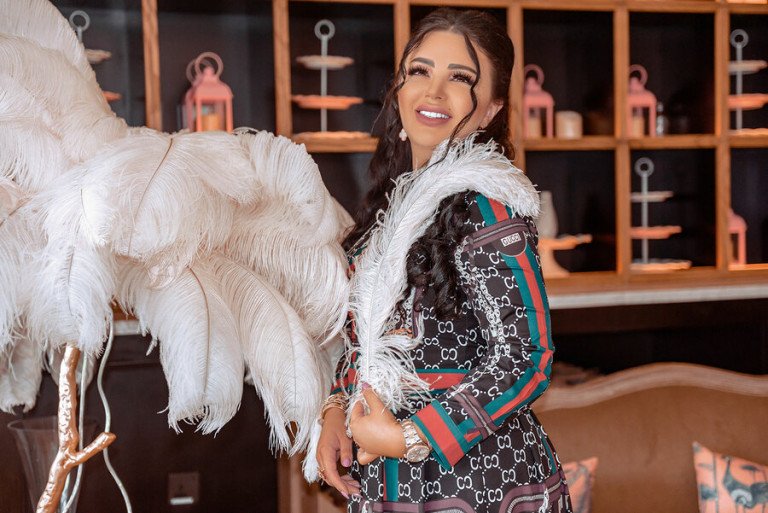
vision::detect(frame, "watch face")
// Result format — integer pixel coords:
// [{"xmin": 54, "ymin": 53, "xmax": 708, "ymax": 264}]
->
[{"xmin": 406, "ymin": 445, "xmax": 430, "ymax": 463}]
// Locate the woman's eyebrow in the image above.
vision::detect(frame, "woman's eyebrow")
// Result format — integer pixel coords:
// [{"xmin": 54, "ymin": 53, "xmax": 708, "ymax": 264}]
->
[
  {"xmin": 448, "ymin": 63, "xmax": 477, "ymax": 74},
  {"xmin": 411, "ymin": 57, "xmax": 434, "ymax": 67}
]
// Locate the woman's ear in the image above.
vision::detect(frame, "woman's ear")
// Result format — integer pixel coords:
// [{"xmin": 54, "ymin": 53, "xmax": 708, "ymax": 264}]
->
[{"xmin": 480, "ymin": 100, "xmax": 504, "ymax": 129}]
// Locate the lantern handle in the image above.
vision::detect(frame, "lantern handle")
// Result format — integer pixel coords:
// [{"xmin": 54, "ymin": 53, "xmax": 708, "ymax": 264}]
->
[
  {"xmin": 730, "ymin": 29, "xmax": 748, "ymax": 50},
  {"xmin": 68, "ymin": 10, "xmax": 90, "ymax": 43},
  {"xmin": 192, "ymin": 52, "xmax": 224, "ymax": 81},
  {"xmin": 523, "ymin": 64, "xmax": 544, "ymax": 86},
  {"xmin": 628, "ymin": 64, "xmax": 648, "ymax": 86},
  {"xmin": 634, "ymin": 157, "xmax": 654, "ymax": 178}
]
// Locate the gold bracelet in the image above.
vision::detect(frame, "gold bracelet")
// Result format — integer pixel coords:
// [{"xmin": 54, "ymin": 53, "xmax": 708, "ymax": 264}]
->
[{"xmin": 318, "ymin": 392, "xmax": 348, "ymax": 425}]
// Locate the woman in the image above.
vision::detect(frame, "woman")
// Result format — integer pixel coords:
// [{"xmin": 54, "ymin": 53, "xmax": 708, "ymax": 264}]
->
[{"xmin": 316, "ymin": 8, "xmax": 571, "ymax": 513}]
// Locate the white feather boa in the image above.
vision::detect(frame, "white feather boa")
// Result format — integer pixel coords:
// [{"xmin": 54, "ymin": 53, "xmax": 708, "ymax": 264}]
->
[{"xmin": 348, "ymin": 136, "xmax": 540, "ymax": 413}]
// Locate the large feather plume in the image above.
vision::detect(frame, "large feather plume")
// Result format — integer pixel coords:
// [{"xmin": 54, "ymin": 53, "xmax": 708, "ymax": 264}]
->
[
  {"xmin": 117, "ymin": 259, "xmax": 245, "ymax": 434},
  {"xmin": 206, "ymin": 253, "xmax": 330, "ymax": 453},
  {"xmin": 223, "ymin": 206, "xmax": 349, "ymax": 341},
  {"xmin": 349, "ymin": 136, "xmax": 540, "ymax": 412},
  {"xmin": 80, "ymin": 130, "xmax": 256, "ymax": 277}
]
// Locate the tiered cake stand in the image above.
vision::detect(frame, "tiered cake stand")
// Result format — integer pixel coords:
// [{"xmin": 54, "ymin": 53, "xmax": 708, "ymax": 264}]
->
[
  {"xmin": 630, "ymin": 158, "xmax": 691, "ymax": 272},
  {"xmin": 729, "ymin": 29, "xmax": 768, "ymax": 134},
  {"xmin": 69, "ymin": 10, "xmax": 121, "ymax": 103},
  {"xmin": 292, "ymin": 20, "xmax": 367, "ymax": 144}
]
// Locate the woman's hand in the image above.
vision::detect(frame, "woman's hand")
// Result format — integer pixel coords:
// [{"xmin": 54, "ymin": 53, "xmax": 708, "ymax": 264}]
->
[
  {"xmin": 316, "ymin": 408, "xmax": 360, "ymax": 498},
  {"xmin": 349, "ymin": 386, "xmax": 406, "ymax": 465}
]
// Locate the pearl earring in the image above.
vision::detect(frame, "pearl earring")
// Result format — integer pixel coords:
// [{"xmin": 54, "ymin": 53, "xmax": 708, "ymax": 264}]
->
[{"xmin": 399, "ymin": 128, "xmax": 408, "ymax": 141}]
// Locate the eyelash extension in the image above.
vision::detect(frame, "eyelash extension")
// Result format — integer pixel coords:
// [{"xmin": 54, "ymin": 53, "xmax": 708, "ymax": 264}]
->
[
  {"xmin": 406, "ymin": 64, "xmax": 430, "ymax": 77},
  {"xmin": 451, "ymin": 71, "xmax": 475, "ymax": 85}
]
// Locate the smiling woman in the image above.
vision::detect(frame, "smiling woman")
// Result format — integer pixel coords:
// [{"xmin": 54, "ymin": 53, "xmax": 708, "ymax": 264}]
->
[{"xmin": 313, "ymin": 8, "xmax": 573, "ymax": 513}]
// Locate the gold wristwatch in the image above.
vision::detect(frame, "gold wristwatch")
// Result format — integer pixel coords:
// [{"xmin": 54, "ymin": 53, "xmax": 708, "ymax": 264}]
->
[{"xmin": 400, "ymin": 419, "xmax": 431, "ymax": 463}]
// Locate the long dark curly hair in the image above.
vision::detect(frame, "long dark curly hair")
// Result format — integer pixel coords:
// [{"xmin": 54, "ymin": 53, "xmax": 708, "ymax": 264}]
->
[{"xmin": 343, "ymin": 8, "xmax": 515, "ymax": 318}]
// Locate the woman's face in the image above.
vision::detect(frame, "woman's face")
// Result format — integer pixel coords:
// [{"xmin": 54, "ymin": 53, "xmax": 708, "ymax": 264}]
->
[{"xmin": 397, "ymin": 30, "xmax": 503, "ymax": 169}]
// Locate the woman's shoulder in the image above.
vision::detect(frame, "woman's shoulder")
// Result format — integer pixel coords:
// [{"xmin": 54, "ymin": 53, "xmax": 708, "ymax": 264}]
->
[{"xmin": 463, "ymin": 191, "xmax": 534, "ymax": 230}]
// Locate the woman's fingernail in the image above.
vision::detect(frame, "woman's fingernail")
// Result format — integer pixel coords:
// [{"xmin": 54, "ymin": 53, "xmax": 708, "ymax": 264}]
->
[
  {"xmin": 343, "ymin": 458, "xmax": 351, "ymax": 466},
  {"xmin": 361, "ymin": 382, "xmax": 371, "ymax": 390},
  {"xmin": 341, "ymin": 492, "xmax": 349, "ymax": 499}
]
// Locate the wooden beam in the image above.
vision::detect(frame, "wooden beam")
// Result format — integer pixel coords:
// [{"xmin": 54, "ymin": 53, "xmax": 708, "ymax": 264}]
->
[{"xmin": 141, "ymin": 0, "xmax": 161, "ymax": 130}]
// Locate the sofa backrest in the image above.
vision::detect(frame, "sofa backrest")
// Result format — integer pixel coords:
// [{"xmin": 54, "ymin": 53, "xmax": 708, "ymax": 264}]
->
[{"xmin": 532, "ymin": 363, "xmax": 768, "ymax": 513}]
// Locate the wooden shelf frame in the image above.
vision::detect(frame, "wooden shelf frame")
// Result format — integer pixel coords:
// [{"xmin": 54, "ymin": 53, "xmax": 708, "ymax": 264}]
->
[{"xmin": 130, "ymin": 0, "xmax": 768, "ymax": 296}]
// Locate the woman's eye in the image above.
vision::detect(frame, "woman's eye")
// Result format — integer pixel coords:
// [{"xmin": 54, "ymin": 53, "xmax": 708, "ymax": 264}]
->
[
  {"xmin": 407, "ymin": 65, "xmax": 430, "ymax": 77},
  {"xmin": 452, "ymin": 72, "xmax": 475, "ymax": 85}
]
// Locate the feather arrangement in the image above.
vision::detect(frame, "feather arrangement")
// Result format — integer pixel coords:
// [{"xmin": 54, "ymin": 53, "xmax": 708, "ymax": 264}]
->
[
  {"xmin": 349, "ymin": 135, "xmax": 539, "ymax": 413},
  {"xmin": 117, "ymin": 259, "xmax": 245, "ymax": 434},
  {"xmin": 0, "ymin": 0, "xmax": 349, "ymax": 478},
  {"xmin": 206, "ymin": 252, "xmax": 330, "ymax": 453}
]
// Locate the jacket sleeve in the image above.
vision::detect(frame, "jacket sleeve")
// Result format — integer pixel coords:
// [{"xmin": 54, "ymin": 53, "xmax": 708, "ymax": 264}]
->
[{"xmin": 409, "ymin": 193, "xmax": 554, "ymax": 469}]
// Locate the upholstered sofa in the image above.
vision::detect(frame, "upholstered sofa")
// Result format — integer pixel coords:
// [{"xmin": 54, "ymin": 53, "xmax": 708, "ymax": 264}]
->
[{"xmin": 533, "ymin": 362, "xmax": 768, "ymax": 513}]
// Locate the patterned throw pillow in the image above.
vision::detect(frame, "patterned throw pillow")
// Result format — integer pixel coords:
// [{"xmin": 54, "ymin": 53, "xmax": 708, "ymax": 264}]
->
[
  {"xmin": 562, "ymin": 457, "xmax": 598, "ymax": 513},
  {"xmin": 693, "ymin": 441, "xmax": 768, "ymax": 513}
]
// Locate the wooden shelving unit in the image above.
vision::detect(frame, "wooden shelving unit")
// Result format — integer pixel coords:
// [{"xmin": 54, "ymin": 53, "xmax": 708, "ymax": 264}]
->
[{"xmin": 112, "ymin": 0, "xmax": 768, "ymax": 297}]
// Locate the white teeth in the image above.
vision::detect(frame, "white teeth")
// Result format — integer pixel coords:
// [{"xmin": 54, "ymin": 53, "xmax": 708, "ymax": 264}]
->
[{"xmin": 419, "ymin": 110, "xmax": 449, "ymax": 119}]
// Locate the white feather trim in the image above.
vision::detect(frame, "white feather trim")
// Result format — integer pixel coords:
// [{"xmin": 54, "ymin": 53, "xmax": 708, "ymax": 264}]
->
[
  {"xmin": 79, "ymin": 130, "xmax": 256, "ymax": 275},
  {"xmin": 349, "ymin": 136, "xmax": 539, "ymax": 412},
  {"xmin": 0, "ymin": 326, "xmax": 44, "ymax": 413},
  {"xmin": 117, "ymin": 259, "xmax": 244, "ymax": 434},
  {"xmin": 205, "ymin": 253, "xmax": 328, "ymax": 454}
]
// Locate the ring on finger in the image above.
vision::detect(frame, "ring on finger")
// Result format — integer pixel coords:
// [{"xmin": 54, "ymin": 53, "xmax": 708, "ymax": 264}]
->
[{"xmin": 318, "ymin": 467, "xmax": 326, "ymax": 482}]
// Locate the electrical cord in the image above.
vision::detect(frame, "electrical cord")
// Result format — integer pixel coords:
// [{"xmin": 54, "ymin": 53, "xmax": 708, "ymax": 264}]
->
[{"xmin": 61, "ymin": 314, "xmax": 133, "ymax": 513}]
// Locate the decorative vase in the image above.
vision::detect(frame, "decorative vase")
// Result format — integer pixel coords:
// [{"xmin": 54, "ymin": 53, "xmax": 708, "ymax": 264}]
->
[
  {"xmin": 8, "ymin": 416, "xmax": 96, "ymax": 513},
  {"xmin": 537, "ymin": 191, "xmax": 558, "ymax": 239}
]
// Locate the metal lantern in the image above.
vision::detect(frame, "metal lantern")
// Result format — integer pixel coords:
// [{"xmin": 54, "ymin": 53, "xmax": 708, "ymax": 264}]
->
[
  {"xmin": 627, "ymin": 65, "xmax": 657, "ymax": 138},
  {"xmin": 523, "ymin": 64, "xmax": 554, "ymax": 139},
  {"xmin": 184, "ymin": 52, "xmax": 233, "ymax": 132}
]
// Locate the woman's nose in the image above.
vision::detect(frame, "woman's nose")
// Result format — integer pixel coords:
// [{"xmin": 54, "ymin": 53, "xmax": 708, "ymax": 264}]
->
[{"xmin": 424, "ymin": 78, "xmax": 445, "ymax": 100}]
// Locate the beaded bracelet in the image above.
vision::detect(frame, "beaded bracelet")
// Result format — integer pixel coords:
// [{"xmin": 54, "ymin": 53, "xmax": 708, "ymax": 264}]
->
[{"xmin": 317, "ymin": 392, "xmax": 348, "ymax": 425}]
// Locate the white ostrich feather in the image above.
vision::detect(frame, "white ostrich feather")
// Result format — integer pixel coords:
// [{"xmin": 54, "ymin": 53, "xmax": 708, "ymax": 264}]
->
[
  {"xmin": 0, "ymin": 326, "xmax": 44, "ymax": 413},
  {"xmin": 117, "ymin": 259, "xmax": 244, "ymax": 434},
  {"xmin": 332, "ymin": 197, "xmax": 355, "ymax": 243},
  {"xmin": 222, "ymin": 207, "xmax": 349, "ymax": 341},
  {"xmin": 0, "ymin": 34, "xmax": 126, "ymax": 163},
  {"xmin": 0, "ymin": 119, "xmax": 69, "ymax": 192},
  {"xmin": 24, "ymin": 232, "xmax": 116, "ymax": 355},
  {"xmin": 0, "ymin": 0, "xmax": 94, "ymax": 82},
  {"xmin": 205, "ymin": 253, "xmax": 328, "ymax": 453},
  {"xmin": 302, "ymin": 340, "xmax": 345, "ymax": 482},
  {"xmin": 237, "ymin": 130, "xmax": 341, "ymax": 246},
  {"xmin": 350, "ymin": 136, "xmax": 539, "ymax": 412},
  {"xmin": 0, "ymin": 180, "xmax": 34, "ymax": 355},
  {"xmin": 79, "ymin": 130, "xmax": 256, "ymax": 275}
]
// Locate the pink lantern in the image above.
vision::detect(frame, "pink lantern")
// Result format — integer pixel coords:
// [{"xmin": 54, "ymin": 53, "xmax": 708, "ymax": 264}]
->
[
  {"xmin": 627, "ymin": 64, "xmax": 657, "ymax": 138},
  {"xmin": 523, "ymin": 64, "xmax": 554, "ymax": 139},
  {"xmin": 728, "ymin": 209, "xmax": 747, "ymax": 266},
  {"xmin": 184, "ymin": 52, "xmax": 233, "ymax": 132}
]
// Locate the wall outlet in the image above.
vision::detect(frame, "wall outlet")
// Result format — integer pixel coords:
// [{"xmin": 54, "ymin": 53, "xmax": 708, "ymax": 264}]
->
[{"xmin": 168, "ymin": 471, "xmax": 200, "ymax": 506}]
